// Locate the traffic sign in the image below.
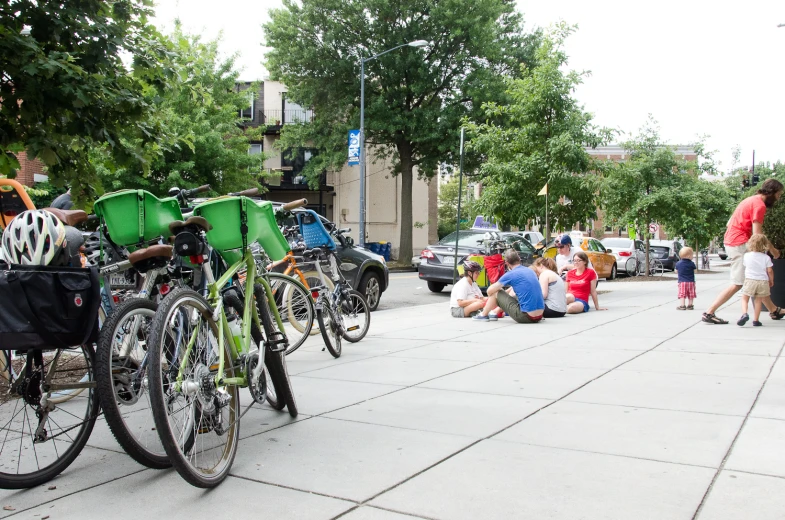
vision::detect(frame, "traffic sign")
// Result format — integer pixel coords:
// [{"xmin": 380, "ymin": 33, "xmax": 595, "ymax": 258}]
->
[{"xmin": 649, "ymin": 223, "xmax": 659, "ymax": 234}]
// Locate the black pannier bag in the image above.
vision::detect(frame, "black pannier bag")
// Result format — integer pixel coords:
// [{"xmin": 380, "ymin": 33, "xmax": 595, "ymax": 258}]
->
[{"xmin": 0, "ymin": 264, "xmax": 100, "ymax": 350}]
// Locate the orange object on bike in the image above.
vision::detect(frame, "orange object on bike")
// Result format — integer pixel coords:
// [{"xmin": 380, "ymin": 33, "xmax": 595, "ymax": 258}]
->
[{"xmin": 0, "ymin": 179, "xmax": 36, "ymax": 229}]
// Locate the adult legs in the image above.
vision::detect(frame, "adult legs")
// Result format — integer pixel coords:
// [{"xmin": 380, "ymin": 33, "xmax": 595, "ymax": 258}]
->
[{"xmin": 706, "ymin": 284, "xmax": 742, "ymax": 315}]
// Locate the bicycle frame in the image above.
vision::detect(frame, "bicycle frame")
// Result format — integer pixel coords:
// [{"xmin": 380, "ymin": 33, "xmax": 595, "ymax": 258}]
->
[{"xmin": 174, "ymin": 249, "xmax": 287, "ymax": 390}]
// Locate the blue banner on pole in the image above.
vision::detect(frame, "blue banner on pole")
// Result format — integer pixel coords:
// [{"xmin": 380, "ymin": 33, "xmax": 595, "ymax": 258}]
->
[{"xmin": 348, "ymin": 130, "xmax": 360, "ymax": 166}]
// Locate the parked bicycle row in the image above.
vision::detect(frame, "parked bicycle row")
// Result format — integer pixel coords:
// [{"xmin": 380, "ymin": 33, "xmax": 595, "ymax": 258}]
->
[{"xmin": 0, "ymin": 180, "xmax": 371, "ymax": 489}]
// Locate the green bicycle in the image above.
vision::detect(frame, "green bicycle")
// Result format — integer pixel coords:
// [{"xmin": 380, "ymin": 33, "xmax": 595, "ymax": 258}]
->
[{"xmin": 146, "ymin": 196, "xmax": 300, "ymax": 488}]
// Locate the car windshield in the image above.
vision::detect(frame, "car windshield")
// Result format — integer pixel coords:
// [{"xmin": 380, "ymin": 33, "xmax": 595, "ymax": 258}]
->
[
  {"xmin": 438, "ymin": 230, "xmax": 487, "ymax": 248},
  {"xmin": 504, "ymin": 235, "xmax": 535, "ymax": 254},
  {"xmin": 602, "ymin": 238, "xmax": 632, "ymax": 248}
]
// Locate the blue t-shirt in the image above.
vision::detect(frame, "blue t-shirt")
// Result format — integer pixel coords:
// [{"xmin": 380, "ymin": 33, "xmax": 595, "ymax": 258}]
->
[
  {"xmin": 498, "ymin": 266, "xmax": 545, "ymax": 312},
  {"xmin": 675, "ymin": 259, "xmax": 696, "ymax": 283}
]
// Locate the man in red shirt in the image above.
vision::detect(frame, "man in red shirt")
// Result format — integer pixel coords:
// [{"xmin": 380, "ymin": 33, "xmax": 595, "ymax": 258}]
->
[{"xmin": 703, "ymin": 178, "xmax": 784, "ymax": 324}]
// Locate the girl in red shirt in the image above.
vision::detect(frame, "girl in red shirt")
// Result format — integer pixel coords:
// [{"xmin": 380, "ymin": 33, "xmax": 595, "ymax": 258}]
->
[{"xmin": 565, "ymin": 251, "xmax": 607, "ymax": 313}]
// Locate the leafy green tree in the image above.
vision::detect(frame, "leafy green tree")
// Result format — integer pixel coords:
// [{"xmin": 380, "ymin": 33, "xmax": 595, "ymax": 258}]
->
[
  {"xmin": 650, "ymin": 177, "xmax": 735, "ymax": 259},
  {"xmin": 264, "ymin": 0, "xmax": 540, "ymax": 261},
  {"xmin": 602, "ymin": 118, "xmax": 719, "ymax": 271},
  {"xmin": 1, "ymin": 0, "xmax": 171, "ymax": 202},
  {"xmin": 93, "ymin": 26, "xmax": 265, "ymax": 197},
  {"xmin": 466, "ymin": 24, "xmax": 613, "ymax": 235},
  {"xmin": 437, "ymin": 176, "xmax": 479, "ymax": 239}
]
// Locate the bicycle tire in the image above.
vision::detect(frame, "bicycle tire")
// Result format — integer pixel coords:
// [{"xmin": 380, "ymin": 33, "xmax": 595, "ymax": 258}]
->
[
  {"xmin": 651, "ymin": 259, "xmax": 664, "ymax": 276},
  {"xmin": 341, "ymin": 289, "xmax": 371, "ymax": 343},
  {"xmin": 95, "ymin": 298, "xmax": 170, "ymax": 469},
  {"xmin": 253, "ymin": 284, "xmax": 298, "ymax": 417},
  {"xmin": 264, "ymin": 273, "xmax": 314, "ymax": 354},
  {"xmin": 625, "ymin": 257, "xmax": 637, "ymax": 277},
  {"xmin": 317, "ymin": 306, "xmax": 342, "ymax": 358},
  {"xmin": 0, "ymin": 345, "xmax": 100, "ymax": 489},
  {"xmin": 222, "ymin": 289, "xmax": 282, "ymax": 411},
  {"xmin": 299, "ymin": 271, "xmax": 332, "ymax": 336},
  {"xmin": 147, "ymin": 288, "xmax": 239, "ymax": 488}
]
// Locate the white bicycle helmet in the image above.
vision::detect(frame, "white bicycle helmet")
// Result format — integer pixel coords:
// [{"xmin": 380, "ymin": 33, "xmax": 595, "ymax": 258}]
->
[{"xmin": 1, "ymin": 209, "xmax": 67, "ymax": 265}]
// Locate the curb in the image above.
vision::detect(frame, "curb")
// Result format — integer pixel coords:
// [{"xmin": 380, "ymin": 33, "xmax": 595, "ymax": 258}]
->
[{"xmin": 388, "ymin": 266, "xmax": 417, "ymax": 273}]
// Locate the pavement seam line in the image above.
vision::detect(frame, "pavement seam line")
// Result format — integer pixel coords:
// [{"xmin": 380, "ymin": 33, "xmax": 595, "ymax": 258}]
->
[{"xmin": 690, "ymin": 339, "xmax": 785, "ymax": 520}]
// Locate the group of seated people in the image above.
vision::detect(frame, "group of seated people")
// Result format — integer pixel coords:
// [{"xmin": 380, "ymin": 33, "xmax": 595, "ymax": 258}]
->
[{"xmin": 449, "ymin": 235, "xmax": 607, "ymax": 323}]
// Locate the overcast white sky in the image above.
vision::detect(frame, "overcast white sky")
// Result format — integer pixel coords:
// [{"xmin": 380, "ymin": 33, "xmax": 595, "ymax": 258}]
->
[{"xmin": 153, "ymin": 0, "xmax": 785, "ymax": 172}]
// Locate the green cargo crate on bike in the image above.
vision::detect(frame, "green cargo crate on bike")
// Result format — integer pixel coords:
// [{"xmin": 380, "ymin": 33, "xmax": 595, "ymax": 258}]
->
[
  {"xmin": 194, "ymin": 196, "xmax": 289, "ymax": 262},
  {"xmin": 94, "ymin": 190, "xmax": 183, "ymax": 247}
]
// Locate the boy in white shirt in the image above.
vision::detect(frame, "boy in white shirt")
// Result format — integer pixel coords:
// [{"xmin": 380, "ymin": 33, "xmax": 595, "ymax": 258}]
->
[
  {"xmin": 554, "ymin": 235, "xmax": 593, "ymax": 274},
  {"xmin": 738, "ymin": 234, "xmax": 776, "ymax": 327},
  {"xmin": 450, "ymin": 261, "xmax": 488, "ymax": 318}
]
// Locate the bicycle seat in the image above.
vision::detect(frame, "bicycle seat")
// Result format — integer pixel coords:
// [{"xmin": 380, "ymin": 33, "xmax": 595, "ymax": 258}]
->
[
  {"xmin": 43, "ymin": 207, "xmax": 88, "ymax": 226},
  {"xmin": 169, "ymin": 216, "xmax": 212, "ymax": 234},
  {"xmin": 128, "ymin": 244, "xmax": 173, "ymax": 273},
  {"xmin": 301, "ymin": 247, "xmax": 327, "ymax": 261}
]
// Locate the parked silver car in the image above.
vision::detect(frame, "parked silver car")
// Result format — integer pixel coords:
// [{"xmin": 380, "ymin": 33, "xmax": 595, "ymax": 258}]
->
[{"xmin": 600, "ymin": 237, "xmax": 646, "ymax": 276}]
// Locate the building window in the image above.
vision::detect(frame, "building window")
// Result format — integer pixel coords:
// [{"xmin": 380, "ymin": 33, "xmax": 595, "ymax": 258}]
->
[
  {"xmin": 282, "ymin": 147, "xmax": 316, "ymax": 184},
  {"xmin": 240, "ymin": 91, "xmax": 254, "ymax": 120},
  {"xmin": 248, "ymin": 143, "xmax": 263, "ymax": 174}
]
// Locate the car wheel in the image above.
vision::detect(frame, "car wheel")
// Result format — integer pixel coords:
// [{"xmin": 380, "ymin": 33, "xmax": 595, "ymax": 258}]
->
[
  {"xmin": 609, "ymin": 264, "xmax": 616, "ymax": 280},
  {"xmin": 427, "ymin": 281, "xmax": 446, "ymax": 293},
  {"xmin": 359, "ymin": 271, "xmax": 382, "ymax": 311}
]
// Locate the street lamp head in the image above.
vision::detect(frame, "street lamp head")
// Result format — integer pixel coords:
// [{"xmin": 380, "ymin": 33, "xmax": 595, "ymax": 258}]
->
[{"xmin": 407, "ymin": 40, "xmax": 430, "ymax": 48}]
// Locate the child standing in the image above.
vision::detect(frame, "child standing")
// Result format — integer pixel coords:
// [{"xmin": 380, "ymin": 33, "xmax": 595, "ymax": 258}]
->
[
  {"xmin": 675, "ymin": 247, "xmax": 697, "ymax": 310},
  {"xmin": 738, "ymin": 234, "xmax": 775, "ymax": 327}
]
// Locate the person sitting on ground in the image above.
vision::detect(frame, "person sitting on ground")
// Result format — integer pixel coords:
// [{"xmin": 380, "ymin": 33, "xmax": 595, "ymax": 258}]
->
[
  {"xmin": 737, "ymin": 234, "xmax": 777, "ymax": 327},
  {"xmin": 473, "ymin": 249, "xmax": 544, "ymax": 323},
  {"xmin": 531, "ymin": 257, "xmax": 567, "ymax": 318},
  {"xmin": 449, "ymin": 261, "xmax": 488, "ymax": 318},
  {"xmin": 565, "ymin": 251, "xmax": 607, "ymax": 313},
  {"xmin": 554, "ymin": 234, "xmax": 593, "ymax": 275},
  {"xmin": 675, "ymin": 247, "xmax": 697, "ymax": 310}
]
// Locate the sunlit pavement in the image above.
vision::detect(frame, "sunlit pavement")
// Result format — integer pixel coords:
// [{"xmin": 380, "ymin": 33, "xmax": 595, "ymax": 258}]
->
[{"xmin": 2, "ymin": 265, "xmax": 783, "ymax": 520}]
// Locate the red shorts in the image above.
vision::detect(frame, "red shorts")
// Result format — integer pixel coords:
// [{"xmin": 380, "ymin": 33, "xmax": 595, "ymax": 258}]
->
[{"xmin": 678, "ymin": 282, "xmax": 696, "ymax": 299}]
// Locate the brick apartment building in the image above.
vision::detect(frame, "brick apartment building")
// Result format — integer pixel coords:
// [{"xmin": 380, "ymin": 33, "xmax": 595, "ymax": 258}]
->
[{"xmin": 12, "ymin": 152, "xmax": 44, "ymax": 187}]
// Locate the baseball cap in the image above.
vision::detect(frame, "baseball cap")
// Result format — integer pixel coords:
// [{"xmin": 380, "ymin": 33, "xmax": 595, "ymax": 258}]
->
[{"xmin": 557, "ymin": 235, "xmax": 572, "ymax": 246}]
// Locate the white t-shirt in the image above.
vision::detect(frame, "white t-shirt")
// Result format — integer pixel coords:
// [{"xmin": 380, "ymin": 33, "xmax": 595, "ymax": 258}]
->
[
  {"xmin": 743, "ymin": 251, "xmax": 773, "ymax": 281},
  {"xmin": 449, "ymin": 276, "xmax": 483, "ymax": 308},
  {"xmin": 556, "ymin": 246, "xmax": 593, "ymax": 273}
]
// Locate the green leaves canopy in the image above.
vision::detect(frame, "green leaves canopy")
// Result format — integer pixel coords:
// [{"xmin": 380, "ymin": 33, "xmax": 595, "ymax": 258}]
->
[
  {"xmin": 466, "ymin": 24, "xmax": 613, "ymax": 233},
  {"xmin": 1, "ymin": 0, "xmax": 171, "ymax": 201},
  {"xmin": 264, "ymin": 0, "xmax": 540, "ymax": 260}
]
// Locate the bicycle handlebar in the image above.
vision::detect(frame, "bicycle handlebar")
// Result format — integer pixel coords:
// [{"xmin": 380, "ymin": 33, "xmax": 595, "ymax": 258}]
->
[
  {"xmin": 281, "ymin": 198, "xmax": 308, "ymax": 211},
  {"xmin": 182, "ymin": 185, "xmax": 211, "ymax": 198},
  {"xmin": 228, "ymin": 188, "xmax": 260, "ymax": 197}
]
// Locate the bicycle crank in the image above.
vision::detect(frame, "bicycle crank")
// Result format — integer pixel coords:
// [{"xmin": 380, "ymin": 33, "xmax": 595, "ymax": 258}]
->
[{"xmin": 245, "ymin": 352, "xmax": 267, "ymax": 405}]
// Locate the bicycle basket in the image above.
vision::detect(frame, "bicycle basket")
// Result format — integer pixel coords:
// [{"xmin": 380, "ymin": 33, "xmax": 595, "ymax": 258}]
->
[
  {"xmin": 94, "ymin": 190, "xmax": 182, "ymax": 247},
  {"xmin": 297, "ymin": 210, "xmax": 336, "ymax": 251},
  {"xmin": 0, "ymin": 264, "xmax": 100, "ymax": 350},
  {"xmin": 194, "ymin": 196, "xmax": 290, "ymax": 262}
]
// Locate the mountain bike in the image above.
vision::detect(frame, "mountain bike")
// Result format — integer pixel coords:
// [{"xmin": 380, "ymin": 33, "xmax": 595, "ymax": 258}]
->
[
  {"xmin": 295, "ymin": 210, "xmax": 370, "ymax": 358},
  {"xmin": 146, "ymin": 195, "xmax": 299, "ymax": 487}
]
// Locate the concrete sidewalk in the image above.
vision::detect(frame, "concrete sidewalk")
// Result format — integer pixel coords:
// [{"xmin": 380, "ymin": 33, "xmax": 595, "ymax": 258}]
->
[{"xmin": 2, "ymin": 269, "xmax": 784, "ymax": 519}]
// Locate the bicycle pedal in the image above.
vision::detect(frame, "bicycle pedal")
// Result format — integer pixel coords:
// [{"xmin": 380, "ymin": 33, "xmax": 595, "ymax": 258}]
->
[
  {"xmin": 265, "ymin": 332, "xmax": 289, "ymax": 353},
  {"xmin": 346, "ymin": 325, "xmax": 360, "ymax": 332}
]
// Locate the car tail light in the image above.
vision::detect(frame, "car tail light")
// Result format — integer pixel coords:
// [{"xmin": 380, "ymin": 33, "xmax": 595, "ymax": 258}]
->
[
  {"xmin": 619, "ymin": 251, "xmax": 632, "ymax": 257},
  {"xmin": 421, "ymin": 249, "xmax": 435, "ymax": 259}
]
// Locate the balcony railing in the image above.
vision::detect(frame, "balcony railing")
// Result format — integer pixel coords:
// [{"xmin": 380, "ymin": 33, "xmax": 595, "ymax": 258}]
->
[{"xmin": 262, "ymin": 109, "xmax": 314, "ymax": 126}]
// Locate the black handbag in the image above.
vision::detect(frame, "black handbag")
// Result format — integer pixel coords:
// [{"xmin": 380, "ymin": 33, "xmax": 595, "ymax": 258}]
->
[{"xmin": 0, "ymin": 264, "xmax": 100, "ymax": 350}]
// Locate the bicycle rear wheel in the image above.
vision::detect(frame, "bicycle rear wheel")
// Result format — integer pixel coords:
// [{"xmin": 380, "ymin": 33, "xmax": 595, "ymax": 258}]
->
[
  {"xmin": 0, "ymin": 345, "xmax": 99, "ymax": 489},
  {"xmin": 265, "ymin": 273, "xmax": 314, "ymax": 355},
  {"xmin": 148, "ymin": 288, "xmax": 239, "ymax": 488},
  {"xmin": 95, "ymin": 298, "xmax": 170, "ymax": 469},
  {"xmin": 300, "ymin": 271, "xmax": 332, "ymax": 336},
  {"xmin": 317, "ymin": 305, "xmax": 342, "ymax": 358},
  {"xmin": 341, "ymin": 289, "xmax": 371, "ymax": 343}
]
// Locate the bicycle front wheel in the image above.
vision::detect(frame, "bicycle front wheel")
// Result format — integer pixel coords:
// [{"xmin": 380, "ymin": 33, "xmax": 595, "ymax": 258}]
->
[
  {"xmin": 0, "ymin": 345, "xmax": 99, "ymax": 489},
  {"xmin": 96, "ymin": 298, "xmax": 170, "ymax": 469},
  {"xmin": 148, "ymin": 288, "xmax": 239, "ymax": 488},
  {"xmin": 265, "ymin": 273, "xmax": 314, "ymax": 355},
  {"xmin": 341, "ymin": 289, "xmax": 371, "ymax": 343}
]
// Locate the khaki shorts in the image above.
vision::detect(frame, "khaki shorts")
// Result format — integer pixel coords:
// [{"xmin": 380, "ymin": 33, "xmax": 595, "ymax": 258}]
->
[
  {"xmin": 496, "ymin": 291, "xmax": 543, "ymax": 324},
  {"xmin": 742, "ymin": 279, "xmax": 770, "ymax": 298},
  {"xmin": 727, "ymin": 244, "xmax": 747, "ymax": 286}
]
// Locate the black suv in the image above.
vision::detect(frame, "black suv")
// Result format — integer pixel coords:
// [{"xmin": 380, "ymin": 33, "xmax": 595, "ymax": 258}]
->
[{"xmin": 273, "ymin": 205, "xmax": 389, "ymax": 311}]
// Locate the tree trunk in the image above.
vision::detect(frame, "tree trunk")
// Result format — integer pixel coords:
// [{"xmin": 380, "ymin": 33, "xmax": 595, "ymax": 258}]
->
[{"xmin": 398, "ymin": 141, "xmax": 414, "ymax": 263}]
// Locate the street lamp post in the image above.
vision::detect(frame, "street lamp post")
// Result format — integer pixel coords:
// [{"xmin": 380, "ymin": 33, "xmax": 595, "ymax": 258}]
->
[{"xmin": 358, "ymin": 39, "xmax": 429, "ymax": 247}]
